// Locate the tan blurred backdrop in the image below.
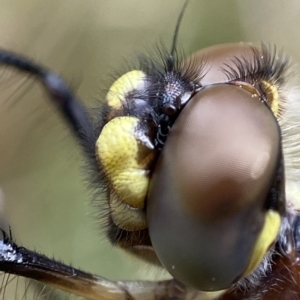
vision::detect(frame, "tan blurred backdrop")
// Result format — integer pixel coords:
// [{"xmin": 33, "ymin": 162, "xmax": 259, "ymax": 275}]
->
[{"xmin": 0, "ymin": 0, "xmax": 299, "ymax": 298}]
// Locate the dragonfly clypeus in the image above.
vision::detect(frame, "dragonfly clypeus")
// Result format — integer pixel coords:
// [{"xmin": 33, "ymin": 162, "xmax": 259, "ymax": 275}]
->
[{"xmin": 0, "ymin": 1, "xmax": 300, "ymax": 299}]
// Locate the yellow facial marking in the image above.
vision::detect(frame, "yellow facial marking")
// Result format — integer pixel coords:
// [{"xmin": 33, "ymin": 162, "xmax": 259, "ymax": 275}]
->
[
  {"xmin": 244, "ymin": 210, "xmax": 281, "ymax": 276},
  {"xmin": 261, "ymin": 80, "xmax": 279, "ymax": 117},
  {"xmin": 110, "ymin": 194, "xmax": 147, "ymax": 231},
  {"xmin": 106, "ymin": 70, "xmax": 147, "ymax": 109},
  {"xmin": 198, "ymin": 290, "xmax": 227, "ymax": 300},
  {"xmin": 231, "ymin": 80, "xmax": 280, "ymax": 118},
  {"xmin": 96, "ymin": 116, "xmax": 155, "ymax": 215}
]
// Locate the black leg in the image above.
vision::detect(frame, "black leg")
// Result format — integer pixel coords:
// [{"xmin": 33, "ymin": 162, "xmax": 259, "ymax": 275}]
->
[{"xmin": 0, "ymin": 49, "xmax": 95, "ymax": 143}]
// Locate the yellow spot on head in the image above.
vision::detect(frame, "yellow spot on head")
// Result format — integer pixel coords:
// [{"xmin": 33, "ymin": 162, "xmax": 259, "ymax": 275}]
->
[
  {"xmin": 106, "ymin": 70, "xmax": 147, "ymax": 109},
  {"xmin": 261, "ymin": 80, "xmax": 279, "ymax": 117},
  {"xmin": 96, "ymin": 116, "xmax": 155, "ymax": 230},
  {"xmin": 244, "ymin": 210, "xmax": 281, "ymax": 276}
]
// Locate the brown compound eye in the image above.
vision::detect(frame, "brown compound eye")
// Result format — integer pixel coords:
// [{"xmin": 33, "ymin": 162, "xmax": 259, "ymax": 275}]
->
[
  {"xmin": 147, "ymin": 84, "xmax": 284, "ymax": 291},
  {"xmin": 184, "ymin": 43, "xmax": 289, "ymax": 118}
]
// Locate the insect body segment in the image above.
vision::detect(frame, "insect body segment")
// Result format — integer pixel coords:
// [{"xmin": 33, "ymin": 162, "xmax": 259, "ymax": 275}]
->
[
  {"xmin": 96, "ymin": 116, "xmax": 155, "ymax": 231},
  {"xmin": 95, "ymin": 55, "xmax": 200, "ymax": 247},
  {"xmin": 147, "ymin": 80, "xmax": 285, "ymax": 291},
  {"xmin": 145, "ymin": 43, "xmax": 290, "ymax": 293},
  {"xmin": 91, "ymin": 42, "xmax": 292, "ymax": 296}
]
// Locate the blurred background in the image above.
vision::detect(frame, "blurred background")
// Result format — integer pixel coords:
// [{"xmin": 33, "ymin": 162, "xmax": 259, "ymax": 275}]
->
[{"xmin": 0, "ymin": 0, "xmax": 299, "ymax": 298}]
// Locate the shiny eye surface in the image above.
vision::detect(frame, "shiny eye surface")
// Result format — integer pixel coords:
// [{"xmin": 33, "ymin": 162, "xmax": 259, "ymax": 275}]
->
[
  {"xmin": 147, "ymin": 43, "xmax": 288, "ymax": 291},
  {"xmin": 148, "ymin": 83, "xmax": 283, "ymax": 290},
  {"xmin": 0, "ymin": 1, "xmax": 300, "ymax": 300}
]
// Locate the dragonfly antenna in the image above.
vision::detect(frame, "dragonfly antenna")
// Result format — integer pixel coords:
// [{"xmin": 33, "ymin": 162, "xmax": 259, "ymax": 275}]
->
[{"xmin": 170, "ymin": 0, "xmax": 191, "ymax": 56}]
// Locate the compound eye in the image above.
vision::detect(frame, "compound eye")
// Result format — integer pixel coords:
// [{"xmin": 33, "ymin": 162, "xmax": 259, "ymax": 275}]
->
[{"xmin": 147, "ymin": 84, "xmax": 283, "ymax": 291}]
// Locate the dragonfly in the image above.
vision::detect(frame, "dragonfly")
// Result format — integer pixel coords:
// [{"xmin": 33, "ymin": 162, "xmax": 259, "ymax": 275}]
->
[{"xmin": 0, "ymin": 1, "xmax": 300, "ymax": 299}]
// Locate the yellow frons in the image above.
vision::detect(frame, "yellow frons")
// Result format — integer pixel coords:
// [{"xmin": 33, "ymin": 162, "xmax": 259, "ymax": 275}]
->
[
  {"xmin": 96, "ymin": 116, "xmax": 155, "ymax": 211},
  {"xmin": 244, "ymin": 210, "xmax": 281, "ymax": 276},
  {"xmin": 106, "ymin": 70, "xmax": 147, "ymax": 109}
]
